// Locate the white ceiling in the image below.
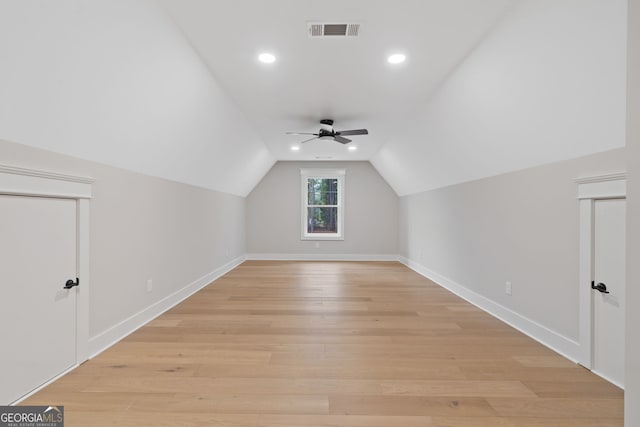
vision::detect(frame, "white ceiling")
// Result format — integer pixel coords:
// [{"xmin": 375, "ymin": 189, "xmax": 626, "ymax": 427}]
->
[{"xmin": 159, "ymin": 0, "xmax": 514, "ymax": 162}]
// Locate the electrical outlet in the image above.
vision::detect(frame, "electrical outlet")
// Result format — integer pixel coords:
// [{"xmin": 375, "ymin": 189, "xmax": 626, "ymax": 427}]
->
[
  {"xmin": 315, "ymin": 242, "xmax": 320, "ymax": 248},
  {"xmin": 505, "ymin": 281, "xmax": 512, "ymax": 296},
  {"xmin": 147, "ymin": 279, "xmax": 153, "ymax": 293}
]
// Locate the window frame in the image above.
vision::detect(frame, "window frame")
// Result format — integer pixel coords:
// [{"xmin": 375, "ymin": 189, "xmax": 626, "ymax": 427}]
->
[{"xmin": 300, "ymin": 168, "xmax": 346, "ymax": 241}]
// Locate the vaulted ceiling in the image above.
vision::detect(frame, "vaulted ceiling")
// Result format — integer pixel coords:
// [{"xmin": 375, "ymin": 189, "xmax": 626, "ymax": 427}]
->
[
  {"xmin": 0, "ymin": 0, "xmax": 627, "ymax": 196},
  {"xmin": 160, "ymin": 0, "xmax": 627, "ymax": 195},
  {"xmin": 159, "ymin": 0, "xmax": 513, "ymax": 162}
]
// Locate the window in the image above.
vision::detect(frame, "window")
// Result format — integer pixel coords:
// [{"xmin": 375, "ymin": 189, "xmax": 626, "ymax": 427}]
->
[{"xmin": 301, "ymin": 169, "xmax": 345, "ymax": 240}]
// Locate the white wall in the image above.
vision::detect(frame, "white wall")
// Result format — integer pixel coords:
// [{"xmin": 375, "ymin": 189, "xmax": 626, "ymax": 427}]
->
[
  {"xmin": 399, "ymin": 148, "xmax": 625, "ymax": 357},
  {"xmin": 0, "ymin": 139, "xmax": 245, "ymax": 349},
  {"xmin": 0, "ymin": 0, "xmax": 274, "ymax": 196},
  {"xmin": 372, "ymin": 0, "xmax": 627, "ymax": 196},
  {"xmin": 247, "ymin": 161, "xmax": 398, "ymax": 258},
  {"xmin": 626, "ymin": 0, "xmax": 640, "ymax": 424}
]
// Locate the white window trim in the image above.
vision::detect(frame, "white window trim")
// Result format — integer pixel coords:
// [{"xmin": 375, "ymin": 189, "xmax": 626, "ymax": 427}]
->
[{"xmin": 300, "ymin": 168, "xmax": 345, "ymax": 241}]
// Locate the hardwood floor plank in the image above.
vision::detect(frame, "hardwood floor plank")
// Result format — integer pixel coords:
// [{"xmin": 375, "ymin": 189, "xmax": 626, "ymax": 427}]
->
[
  {"xmin": 522, "ymin": 379, "xmax": 623, "ymax": 398},
  {"xmin": 196, "ymin": 361, "xmax": 467, "ymax": 380},
  {"xmin": 20, "ymin": 261, "xmax": 623, "ymax": 426},
  {"xmin": 486, "ymin": 397, "xmax": 623, "ymax": 419},
  {"xmin": 431, "ymin": 417, "xmax": 516, "ymax": 427},
  {"xmin": 505, "ymin": 418, "xmax": 623, "ymax": 427},
  {"xmin": 512, "ymin": 355, "xmax": 578, "ymax": 368},
  {"xmin": 328, "ymin": 395, "xmax": 498, "ymax": 417},
  {"xmin": 130, "ymin": 393, "xmax": 329, "ymax": 415},
  {"xmin": 378, "ymin": 380, "xmax": 536, "ymax": 398},
  {"xmin": 255, "ymin": 414, "xmax": 436, "ymax": 427},
  {"xmin": 83, "ymin": 377, "xmax": 382, "ymax": 395}
]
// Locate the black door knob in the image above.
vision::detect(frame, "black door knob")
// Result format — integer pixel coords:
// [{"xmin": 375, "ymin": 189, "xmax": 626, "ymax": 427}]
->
[
  {"xmin": 64, "ymin": 278, "xmax": 79, "ymax": 289},
  {"xmin": 591, "ymin": 281, "xmax": 610, "ymax": 294}
]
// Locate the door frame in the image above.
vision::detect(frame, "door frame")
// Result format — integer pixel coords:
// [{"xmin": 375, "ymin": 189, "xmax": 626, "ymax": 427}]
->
[
  {"xmin": 0, "ymin": 164, "xmax": 93, "ymax": 364},
  {"xmin": 576, "ymin": 172, "xmax": 626, "ymax": 370}
]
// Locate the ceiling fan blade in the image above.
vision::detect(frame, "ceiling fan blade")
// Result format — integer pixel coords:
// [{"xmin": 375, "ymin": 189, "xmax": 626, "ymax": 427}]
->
[
  {"xmin": 286, "ymin": 132, "xmax": 319, "ymax": 136},
  {"xmin": 300, "ymin": 136, "xmax": 319, "ymax": 144},
  {"xmin": 337, "ymin": 129, "xmax": 368, "ymax": 136},
  {"xmin": 334, "ymin": 136, "xmax": 352, "ymax": 144}
]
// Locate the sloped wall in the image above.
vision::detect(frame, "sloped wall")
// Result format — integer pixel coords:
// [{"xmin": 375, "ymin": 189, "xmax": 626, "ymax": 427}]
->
[
  {"xmin": 0, "ymin": 0, "xmax": 274, "ymax": 196},
  {"xmin": 372, "ymin": 0, "xmax": 627, "ymax": 196}
]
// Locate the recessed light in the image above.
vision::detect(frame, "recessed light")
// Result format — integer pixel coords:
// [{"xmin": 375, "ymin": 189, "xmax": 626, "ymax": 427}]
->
[
  {"xmin": 258, "ymin": 52, "xmax": 276, "ymax": 63},
  {"xmin": 388, "ymin": 53, "xmax": 406, "ymax": 64},
  {"xmin": 348, "ymin": 146, "xmax": 357, "ymax": 151},
  {"xmin": 290, "ymin": 146, "xmax": 300, "ymax": 151}
]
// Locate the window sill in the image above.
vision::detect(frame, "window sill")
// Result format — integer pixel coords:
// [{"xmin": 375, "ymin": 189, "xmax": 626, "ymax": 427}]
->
[{"xmin": 301, "ymin": 234, "xmax": 344, "ymax": 241}]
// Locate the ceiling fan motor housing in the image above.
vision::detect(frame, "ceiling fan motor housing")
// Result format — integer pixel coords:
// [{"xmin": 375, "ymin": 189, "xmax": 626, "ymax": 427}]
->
[{"xmin": 319, "ymin": 119, "xmax": 334, "ymax": 133}]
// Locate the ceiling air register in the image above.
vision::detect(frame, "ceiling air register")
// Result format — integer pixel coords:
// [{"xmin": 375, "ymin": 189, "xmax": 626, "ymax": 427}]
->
[{"xmin": 307, "ymin": 22, "xmax": 360, "ymax": 37}]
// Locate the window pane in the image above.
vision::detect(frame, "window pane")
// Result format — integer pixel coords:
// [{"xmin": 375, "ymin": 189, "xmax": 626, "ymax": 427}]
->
[
  {"xmin": 307, "ymin": 178, "xmax": 338, "ymax": 205},
  {"xmin": 307, "ymin": 207, "xmax": 338, "ymax": 233}
]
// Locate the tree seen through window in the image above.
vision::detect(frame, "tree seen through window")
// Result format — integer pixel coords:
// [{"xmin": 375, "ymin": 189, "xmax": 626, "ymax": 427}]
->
[{"xmin": 307, "ymin": 178, "xmax": 338, "ymax": 233}]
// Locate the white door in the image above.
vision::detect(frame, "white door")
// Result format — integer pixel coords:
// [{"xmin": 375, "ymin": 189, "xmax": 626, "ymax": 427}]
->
[
  {"xmin": 0, "ymin": 195, "xmax": 78, "ymax": 404},
  {"xmin": 592, "ymin": 198, "xmax": 626, "ymax": 387}
]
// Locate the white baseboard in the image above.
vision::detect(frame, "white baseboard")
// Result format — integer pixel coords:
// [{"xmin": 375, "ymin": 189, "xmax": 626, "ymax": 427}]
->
[
  {"xmin": 12, "ymin": 363, "xmax": 79, "ymax": 405},
  {"xmin": 87, "ymin": 255, "xmax": 246, "ymax": 358},
  {"xmin": 245, "ymin": 253, "xmax": 399, "ymax": 261},
  {"xmin": 398, "ymin": 256, "xmax": 580, "ymax": 363}
]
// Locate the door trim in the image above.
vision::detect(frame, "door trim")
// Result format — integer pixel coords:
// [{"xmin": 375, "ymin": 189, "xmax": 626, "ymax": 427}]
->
[
  {"xmin": 576, "ymin": 172, "xmax": 626, "ymax": 370},
  {"xmin": 0, "ymin": 164, "xmax": 93, "ymax": 365}
]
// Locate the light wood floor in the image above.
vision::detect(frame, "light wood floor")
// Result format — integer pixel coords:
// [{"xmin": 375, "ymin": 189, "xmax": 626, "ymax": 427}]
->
[{"xmin": 24, "ymin": 261, "xmax": 623, "ymax": 426}]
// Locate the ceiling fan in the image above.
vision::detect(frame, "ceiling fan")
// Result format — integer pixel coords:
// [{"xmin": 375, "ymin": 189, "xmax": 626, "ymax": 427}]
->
[{"xmin": 286, "ymin": 119, "xmax": 368, "ymax": 144}]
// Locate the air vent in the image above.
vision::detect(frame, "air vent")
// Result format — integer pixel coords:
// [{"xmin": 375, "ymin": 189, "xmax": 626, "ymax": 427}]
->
[{"xmin": 308, "ymin": 22, "xmax": 360, "ymax": 38}]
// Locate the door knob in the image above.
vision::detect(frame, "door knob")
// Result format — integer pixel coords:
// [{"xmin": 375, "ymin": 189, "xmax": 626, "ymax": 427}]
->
[
  {"xmin": 591, "ymin": 281, "xmax": 610, "ymax": 294},
  {"xmin": 64, "ymin": 278, "xmax": 79, "ymax": 289}
]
